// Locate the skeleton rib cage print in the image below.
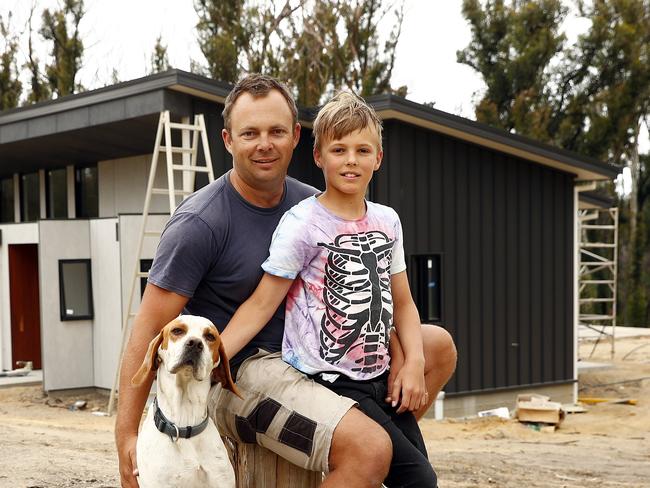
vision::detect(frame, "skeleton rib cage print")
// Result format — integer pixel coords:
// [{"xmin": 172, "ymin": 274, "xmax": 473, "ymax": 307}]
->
[{"xmin": 317, "ymin": 231, "xmax": 395, "ymax": 374}]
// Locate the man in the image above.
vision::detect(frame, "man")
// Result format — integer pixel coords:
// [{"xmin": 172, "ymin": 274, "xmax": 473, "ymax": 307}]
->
[{"xmin": 115, "ymin": 74, "xmax": 457, "ymax": 488}]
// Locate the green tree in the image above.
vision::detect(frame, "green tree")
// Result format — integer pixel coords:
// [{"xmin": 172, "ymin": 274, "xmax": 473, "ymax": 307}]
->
[
  {"xmin": 194, "ymin": 0, "xmax": 405, "ymax": 105},
  {"xmin": 150, "ymin": 35, "xmax": 171, "ymax": 74},
  {"xmin": 40, "ymin": 0, "xmax": 85, "ymax": 97},
  {"xmin": 24, "ymin": 5, "xmax": 51, "ymax": 104},
  {"xmin": 194, "ymin": 0, "xmax": 244, "ymax": 82},
  {"xmin": 459, "ymin": 0, "xmax": 650, "ymax": 326},
  {"xmin": 0, "ymin": 13, "xmax": 22, "ymax": 110},
  {"xmin": 457, "ymin": 0, "xmax": 568, "ymax": 140}
]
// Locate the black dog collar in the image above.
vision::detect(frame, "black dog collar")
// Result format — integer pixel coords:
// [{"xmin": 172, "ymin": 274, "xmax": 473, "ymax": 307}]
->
[{"xmin": 153, "ymin": 397, "xmax": 210, "ymax": 442}]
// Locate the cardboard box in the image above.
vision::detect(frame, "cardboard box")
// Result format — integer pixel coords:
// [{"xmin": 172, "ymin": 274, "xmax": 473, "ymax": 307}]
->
[{"xmin": 516, "ymin": 394, "xmax": 565, "ymax": 425}]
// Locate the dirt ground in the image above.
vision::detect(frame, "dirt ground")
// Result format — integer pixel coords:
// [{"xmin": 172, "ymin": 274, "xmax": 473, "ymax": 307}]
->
[{"xmin": 1, "ymin": 335, "xmax": 649, "ymax": 488}]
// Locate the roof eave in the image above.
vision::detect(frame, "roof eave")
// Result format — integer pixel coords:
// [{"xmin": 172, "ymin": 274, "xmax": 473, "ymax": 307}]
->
[
  {"xmin": 0, "ymin": 69, "xmax": 232, "ymax": 126},
  {"xmin": 368, "ymin": 94, "xmax": 620, "ymax": 182}
]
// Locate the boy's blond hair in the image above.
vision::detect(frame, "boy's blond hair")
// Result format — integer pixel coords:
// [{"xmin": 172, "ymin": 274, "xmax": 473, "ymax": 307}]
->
[{"xmin": 313, "ymin": 91, "xmax": 383, "ymax": 151}]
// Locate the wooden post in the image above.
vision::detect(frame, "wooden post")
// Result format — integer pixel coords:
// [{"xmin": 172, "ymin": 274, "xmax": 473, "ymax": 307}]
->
[{"xmin": 224, "ymin": 437, "xmax": 321, "ymax": 488}]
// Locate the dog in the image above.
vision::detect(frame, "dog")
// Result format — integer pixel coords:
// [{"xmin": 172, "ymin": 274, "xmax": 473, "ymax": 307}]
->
[{"xmin": 132, "ymin": 315, "xmax": 241, "ymax": 487}]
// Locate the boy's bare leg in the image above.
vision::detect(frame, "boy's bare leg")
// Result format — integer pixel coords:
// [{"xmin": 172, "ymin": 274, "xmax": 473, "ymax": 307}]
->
[
  {"xmin": 323, "ymin": 407, "xmax": 392, "ymax": 487},
  {"xmin": 388, "ymin": 324, "xmax": 457, "ymax": 420}
]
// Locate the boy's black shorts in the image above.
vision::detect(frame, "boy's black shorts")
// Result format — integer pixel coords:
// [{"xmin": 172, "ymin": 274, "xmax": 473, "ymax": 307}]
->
[{"xmin": 313, "ymin": 371, "xmax": 437, "ymax": 488}]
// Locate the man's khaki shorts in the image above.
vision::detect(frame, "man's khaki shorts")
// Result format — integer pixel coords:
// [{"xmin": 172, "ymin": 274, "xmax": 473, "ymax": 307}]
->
[{"xmin": 208, "ymin": 349, "xmax": 356, "ymax": 473}]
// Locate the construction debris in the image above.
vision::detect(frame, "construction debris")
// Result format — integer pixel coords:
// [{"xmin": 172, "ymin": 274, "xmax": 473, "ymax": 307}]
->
[
  {"xmin": 0, "ymin": 361, "xmax": 33, "ymax": 377},
  {"xmin": 578, "ymin": 397, "xmax": 638, "ymax": 406},
  {"xmin": 516, "ymin": 394, "xmax": 565, "ymax": 427},
  {"xmin": 477, "ymin": 407, "xmax": 511, "ymax": 419}
]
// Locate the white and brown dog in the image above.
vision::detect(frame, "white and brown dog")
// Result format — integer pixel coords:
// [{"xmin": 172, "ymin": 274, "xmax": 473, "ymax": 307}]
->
[{"xmin": 132, "ymin": 315, "xmax": 241, "ymax": 488}]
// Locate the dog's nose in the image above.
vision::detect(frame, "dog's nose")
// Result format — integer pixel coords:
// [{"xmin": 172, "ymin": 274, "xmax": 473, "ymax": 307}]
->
[{"xmin": 186, "ymin": 339, "xmax": 204, "ymax": 351}]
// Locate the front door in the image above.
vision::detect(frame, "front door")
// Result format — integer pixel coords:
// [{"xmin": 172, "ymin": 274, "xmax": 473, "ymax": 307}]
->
[{"xmin": 9, "ymin": 244, "xmax": 42, "ymax": 370}]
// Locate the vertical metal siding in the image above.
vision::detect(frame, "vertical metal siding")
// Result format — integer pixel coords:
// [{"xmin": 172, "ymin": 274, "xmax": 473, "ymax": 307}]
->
[{"xmin": 370, "ymin": 121, "xmax": 575, "ymax": 395}]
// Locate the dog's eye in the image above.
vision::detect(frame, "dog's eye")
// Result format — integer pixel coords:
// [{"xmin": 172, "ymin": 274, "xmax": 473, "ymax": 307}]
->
[
  {"xmin": 204, "ymin": 333, "xmax": 216, "ymax": 342},
  {"xmin": 171, "ymin": 327, "xmax": 184, "ymax": 336}
]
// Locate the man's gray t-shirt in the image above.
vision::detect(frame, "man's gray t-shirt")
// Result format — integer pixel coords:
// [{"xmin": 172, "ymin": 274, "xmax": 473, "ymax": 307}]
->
[{"xmin": 148, "ymin": 171, "xmax": 316, "ymax": 365}]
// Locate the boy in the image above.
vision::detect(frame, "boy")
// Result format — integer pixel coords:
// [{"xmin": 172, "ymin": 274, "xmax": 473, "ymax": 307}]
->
[{"xmin": 221, "ymin": 91, "xmax": 437, "ymax": 487}]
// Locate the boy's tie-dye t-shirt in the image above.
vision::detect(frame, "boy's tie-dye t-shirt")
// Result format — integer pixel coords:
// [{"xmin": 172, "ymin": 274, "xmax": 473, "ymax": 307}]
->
[{"xmin": 262, "ymin": 195, "xmax": 406, "ymax": 381}]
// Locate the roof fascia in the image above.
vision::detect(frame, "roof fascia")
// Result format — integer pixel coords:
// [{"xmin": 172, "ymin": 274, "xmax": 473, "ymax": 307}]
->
[{"xmin": 368, "ymin": 94, "xmax": 620, "ymax": 182}]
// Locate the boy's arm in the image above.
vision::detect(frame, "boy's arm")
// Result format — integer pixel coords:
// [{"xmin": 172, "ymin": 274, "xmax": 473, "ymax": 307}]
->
[
  {"xmin": 220, "ymin": 272, "xmax": 294, "ymax": 359},
  {"xmin": 389, "ymin": 271, "xmax": 427, "ymax": 414}
]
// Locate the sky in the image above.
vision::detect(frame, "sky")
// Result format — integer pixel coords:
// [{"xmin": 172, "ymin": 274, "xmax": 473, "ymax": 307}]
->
[{"xmin": 0, "ymin": 0, "xmax": 646, "ymax": 190}]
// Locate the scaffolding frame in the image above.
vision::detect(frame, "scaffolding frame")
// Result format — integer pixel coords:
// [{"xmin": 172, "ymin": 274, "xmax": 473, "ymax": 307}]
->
[{"xmin": 578, "ymin": 207, "xmax": 619, "ymax": 359}]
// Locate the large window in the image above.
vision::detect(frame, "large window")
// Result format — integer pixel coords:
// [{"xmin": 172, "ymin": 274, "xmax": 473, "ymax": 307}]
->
[
  {"xmin": 75, "ymin": 165, "xmax": 98, "ymax": 218},
  {"xmin": 59, "ymin": 259, "xmax": 94, "ymax": 320},
  {"xmin": 410, "ymin": 254, "xmax": 442, "ymax": 323},
  {"xmin": 0, "ymin": 176, "xmax": 14, "ymax": 223},
  {"xmin": 46, "ymin": 168, "xmax": 68, "ymax": 218},
  {"xmin": 20, "ymin": 173, "xmax": 40, "ymax": 222}
]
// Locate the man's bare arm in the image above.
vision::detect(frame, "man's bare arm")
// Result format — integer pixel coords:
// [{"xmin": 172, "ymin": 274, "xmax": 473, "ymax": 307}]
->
[
  {"xmin": 115, "ymin": 283, "xmax": 189, "ymax": 488},
  {"xmin": 220, "ymin": 273, "xmax": 294, "ymax": 359}
]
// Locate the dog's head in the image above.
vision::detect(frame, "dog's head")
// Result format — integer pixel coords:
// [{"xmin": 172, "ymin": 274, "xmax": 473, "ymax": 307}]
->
[{"xmin": 131, "ymin": 315, "xmax": 241, "ymax": 397}]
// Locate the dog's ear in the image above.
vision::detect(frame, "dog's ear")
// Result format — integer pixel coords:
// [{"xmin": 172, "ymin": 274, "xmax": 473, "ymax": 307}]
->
[
  {"xmin": 212, "ymin": 338, "xmax": 243, "ymax": 399},
  {"xmin": 131, "ymin": 329, "xmax": 165, "ymax": 386}
]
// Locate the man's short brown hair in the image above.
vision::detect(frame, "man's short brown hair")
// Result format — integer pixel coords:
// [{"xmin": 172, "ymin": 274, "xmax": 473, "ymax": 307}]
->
[
  {"xmin": 312, "ymin": 91, "xmax": 383, "ymax": 151},
  {"xmin": 222, "ymin": 74, "xmax": 298, "ymax": 131}
]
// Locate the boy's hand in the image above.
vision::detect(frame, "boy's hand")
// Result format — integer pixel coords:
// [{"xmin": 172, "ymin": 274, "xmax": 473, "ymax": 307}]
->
[{"xmin": 388, "ymin": 358, "xmax": 427, "ymax": 414}]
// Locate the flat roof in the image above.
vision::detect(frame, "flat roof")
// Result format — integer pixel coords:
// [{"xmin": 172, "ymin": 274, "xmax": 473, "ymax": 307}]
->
[{"xmin": 0, "ymin": 69, "xmax": 619, "ymax": 181}]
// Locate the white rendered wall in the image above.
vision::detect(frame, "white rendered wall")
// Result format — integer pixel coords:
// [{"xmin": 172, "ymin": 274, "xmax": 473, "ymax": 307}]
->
[
  {"xmin": 90, "ymin": 218, "xmax": 121, "ymax": 390},
  {"xmin": 38, "ymin": 220, "xmax": 93, "ymax": 391},
  {"xmin": 0, "ymin": 223, "xmax": 39, "ymax": 371},
  {"xmin": 98, "ymin": 154, "xmax": 180, "ymax": 218}
]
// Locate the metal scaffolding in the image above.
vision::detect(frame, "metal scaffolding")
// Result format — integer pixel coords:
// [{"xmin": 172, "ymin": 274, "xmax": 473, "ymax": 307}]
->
[{"xmin": 578, "ymin": 207, "xmax": 619, "ymax": 359}]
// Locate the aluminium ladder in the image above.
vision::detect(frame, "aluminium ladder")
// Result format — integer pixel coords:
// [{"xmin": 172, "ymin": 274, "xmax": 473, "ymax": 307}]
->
[
  {"xmin": 578, "ymin": 207, "xmax": 619, "ymax": 359},
  {"xmin": 107, "ymin": 110, "xmax": 215, "ymax": 415}
]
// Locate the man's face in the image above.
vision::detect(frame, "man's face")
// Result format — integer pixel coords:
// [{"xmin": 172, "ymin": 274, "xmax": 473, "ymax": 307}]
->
[{"xmin": 222, "ymin": 90, "xmax": 300, "ymax": 192}]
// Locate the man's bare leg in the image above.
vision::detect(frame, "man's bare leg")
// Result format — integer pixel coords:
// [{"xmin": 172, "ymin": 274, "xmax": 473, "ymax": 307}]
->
[
  {"xmin": 414, "ymin": 324, "xmax": 457, "ymax": 420},
  {"xmin": 322, "ymin": 407, "xmax": 392, "ymax": 488},
  {"xmin": 388, "ymin": 324, "xmax": 457, "ymax": 420}
]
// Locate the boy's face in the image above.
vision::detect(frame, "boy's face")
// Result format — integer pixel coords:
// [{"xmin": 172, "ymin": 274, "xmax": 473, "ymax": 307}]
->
[
  {"xmin": 222, "ymin": 89, "xmax": 300, "ymax": 192},
  {"xmin": 314, "ymin": 127, "xmax": 383, "ymax": 199}
]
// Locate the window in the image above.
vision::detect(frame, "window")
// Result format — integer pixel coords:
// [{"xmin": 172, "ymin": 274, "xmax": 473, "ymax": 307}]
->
[
  {"xmin": 75, "ymin": 165, "xmax": 98, "ymax": 218},
  {"xmin": 140, "ymin": 259, "xmax": 153, "ymax": 298},
  {"xmin": 59, "ymin": 259, "xmax": 94, "ymax": 320},
  {"xmin": 46, "ymin": 168, "xmax": 68, "ymax": 218},
  {"xmin": 0, "ymin": 176, "xmax": 14, "ymax": 223},
  {"xmin": 20, "ymin": 172, "xmax": 40, "ymax": 222},
  {"xmin": 410, "ymin": 254, "xmax": 442, "ymax": 323}
]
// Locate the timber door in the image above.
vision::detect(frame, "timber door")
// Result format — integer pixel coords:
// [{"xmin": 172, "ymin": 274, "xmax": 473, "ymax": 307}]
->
[{"xmin": 9, "ymin": 244, "xmax": 42, "ymax": 369}]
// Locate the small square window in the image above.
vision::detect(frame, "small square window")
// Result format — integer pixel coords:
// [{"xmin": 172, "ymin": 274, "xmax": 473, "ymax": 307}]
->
[
  {"xmin": 59, "ymin": 259, "xmax": 94, "ymax": 320},
  {"xmin": 410, "ymin": 254, "xmax": 442, "ymax": 323}
]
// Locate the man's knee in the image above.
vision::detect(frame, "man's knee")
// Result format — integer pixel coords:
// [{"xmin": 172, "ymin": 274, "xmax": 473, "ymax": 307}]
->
[
  {"xmin": 329, "ymin": 408, "xmax": 391, "ymax": 481},
  {"xmin": 422, "ymin": 325, "xmax": 457, "ymax": 372}
]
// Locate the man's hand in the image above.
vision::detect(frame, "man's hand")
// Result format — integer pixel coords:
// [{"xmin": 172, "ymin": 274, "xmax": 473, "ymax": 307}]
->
[
  {"xmin": 117, "ymin": 432, "xmax": 139, "ymax": 487},
  {"xmin": 388, "ymin": 358, "xmax": 427, "ymax": 414}
]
